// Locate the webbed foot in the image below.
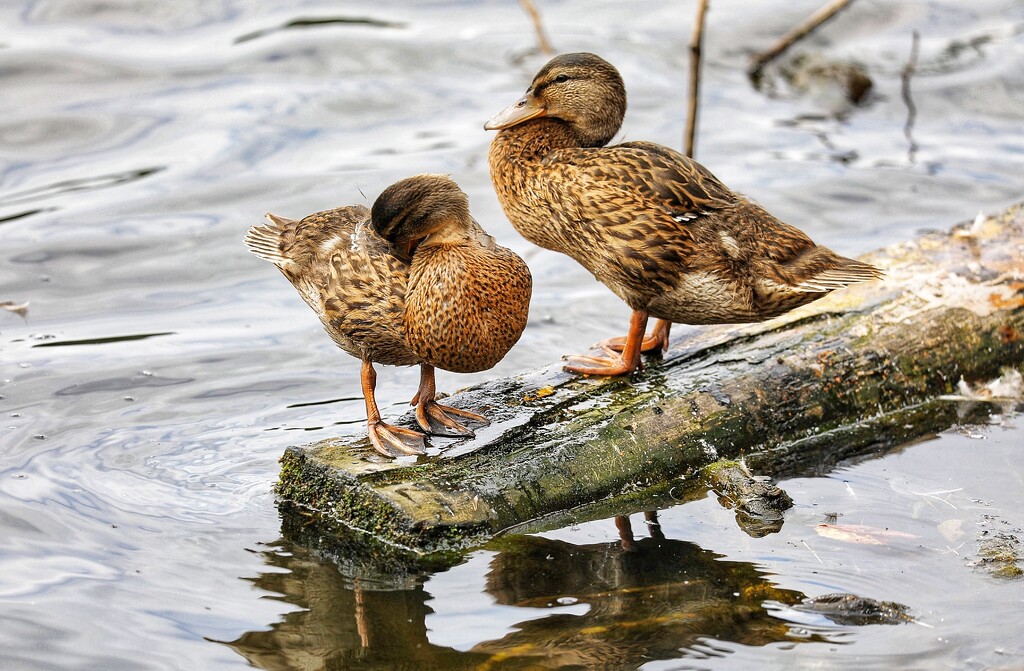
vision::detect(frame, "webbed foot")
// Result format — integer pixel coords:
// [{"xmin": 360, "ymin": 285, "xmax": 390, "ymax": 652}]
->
[
  {"xmin": 563, "ymin": 349, "xmax": 641, "ymax": 377},
  {"xmin": 597, "ymin": 318, "xmax": 672, "ymax": 354},
  {"xmin": 563, "ymin": 309, "xmax": 649, "ymax": 377},
  {"xmin": 368, "ymin": 420, "xmax": 426, "ymax": 457},
  {"xmin": 416, "ymin": 399, "xmax": 488, "ymax": 437}
]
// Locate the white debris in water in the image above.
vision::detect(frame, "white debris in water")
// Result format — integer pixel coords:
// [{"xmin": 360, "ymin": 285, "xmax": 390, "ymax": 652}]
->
[
  {"xmin": 939, "ymin": 368, "xmax": 1024, "ymax": 401},
  {"xmin": 1, "ymin": 300, "xmax": 29, "ymax": 317}
]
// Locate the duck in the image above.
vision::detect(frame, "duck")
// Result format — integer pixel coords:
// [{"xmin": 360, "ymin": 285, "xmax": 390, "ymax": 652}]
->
[
  {"xmin": 485, "ymin": 52, "xmax": 882, "ymax": 377},
  {"xmin": 244, "ymin": 174, "xmax": 532, "ymax": 457}
]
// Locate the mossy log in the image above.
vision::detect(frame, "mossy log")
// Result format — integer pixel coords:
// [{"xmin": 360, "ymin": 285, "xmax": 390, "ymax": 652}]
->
[{"xmin": 277, "ymin": 203, "xmax": 1024, "ymax": 554}]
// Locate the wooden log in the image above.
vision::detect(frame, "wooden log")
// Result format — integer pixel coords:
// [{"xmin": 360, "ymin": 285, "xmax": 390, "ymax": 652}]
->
[{"xmin": 276, "ymin": 203, "xmax": 1024, "ymax": 555}]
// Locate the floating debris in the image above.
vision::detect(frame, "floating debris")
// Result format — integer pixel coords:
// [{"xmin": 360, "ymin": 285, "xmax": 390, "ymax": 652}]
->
[
  {"xmin": 970, "ymin": 532, "xmax": 1023, "ymax": 579},
  {"xmin": 815, "ymin": 523, "xmax": 916, "ymax": 545},
  {"xmin": 1, "ymin": 300, "xmax": 29, "ymax": 318},
  {"xmin": 779, "ymin": 53, "xmax": 873, "ymax": 106},
  {"xmin": 939, "ymin": 368, "xmax": 1024, "ymax": 402},
  {"xmin": 234, "ymin": 16, "xmax": 405, "ymax": 44},
  {"xmin": 794, "ymin": 592, "xmax": 914, "ymax": 626},
  {"xmin": 702, "ymin": 460, "xmax": 793, "ymax": 537}
]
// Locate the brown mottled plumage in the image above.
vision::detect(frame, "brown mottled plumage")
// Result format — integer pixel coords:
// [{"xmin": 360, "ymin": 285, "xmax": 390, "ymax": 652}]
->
[
  {"xmin": 485, "ymin": 52, "xmax": 882, "ymax": 377},
  {"xmin": 245, "ymin": 174, "xmax": 532, "ymax": 457}
]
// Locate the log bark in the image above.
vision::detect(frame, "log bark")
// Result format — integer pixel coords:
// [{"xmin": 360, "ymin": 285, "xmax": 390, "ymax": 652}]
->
[{"xmin": 276, "ymin": 203, "xmax": 1024, "ymax": 555}]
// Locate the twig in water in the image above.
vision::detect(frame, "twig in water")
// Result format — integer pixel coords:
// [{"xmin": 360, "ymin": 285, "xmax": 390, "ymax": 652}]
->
[
  {"xmin": 519, "ymin": 0, "xmax": 554, "ymax": 55},
  {"xmin": 749, "ymin": 0, "xmax": 857, "ymax": 78},
  {"xmin": 685, "ymin": 0, "xmax": 710, "ymax": 159},
  {"xmin": 801, "ymin": 539, "xmax": 824, "ymax": 565},
  {"xmin": 929, "ymin": 541, "xmax": 967, "ymax": 557},
  {"xmin": 909, "ymin": 487, "xmax": 962, "ymax": 511},
  {"xmin": 901, "ymin": 30, "xmax": 921, "ymax": 163},
  {"xmin": 658, "ymin": 0, "xmax": 711, "ymax": 353}
]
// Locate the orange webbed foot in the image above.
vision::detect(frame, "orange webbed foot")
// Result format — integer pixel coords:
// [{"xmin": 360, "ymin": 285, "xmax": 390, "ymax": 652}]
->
[
  {"xmin": 562, "ymin": 350, "xmax": 641, "ymax": 377},
  {"xmin": 564, "ymin": 310, "xmax": 650, "ymax": 377},
  {"xmin": 411, "ymin": 363, "xmax": 489, "ymax": 438},
  {"xmin": 416, "ymin": 399, "xmax": 488, "ymax": 437},
  {"xmin": 368, "ymin": 420, "xmax": 427, "ymax": 457},
  {"xmin": 597, "ymin": 319, "xmax": 672, "ymax": 354}
]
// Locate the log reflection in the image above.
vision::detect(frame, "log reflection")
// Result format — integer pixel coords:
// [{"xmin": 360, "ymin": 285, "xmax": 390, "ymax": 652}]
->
[
  {"xmin": 223, "ymin": 515, "xmax": 831, "ymax": 669},
  {"xmin": 472, "ymin": 514, "xmax": 818, "ymax": 667}
]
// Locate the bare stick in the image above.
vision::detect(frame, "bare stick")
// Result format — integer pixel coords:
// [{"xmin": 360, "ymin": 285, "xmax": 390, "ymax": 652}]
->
[
  {"xmin": 685, "ymin": 0, "xmax": 710, "ymax": 158},
  {"xmin": 749, "ymin": 0, "xmax": 856, "ymax": 77},
  {"xmin": 901, "ymin": 30, "xmax": 921, "ymax": 164},
  {"xmin": 519, "ymin": 0, "xmax": 554, "ymax": 55},
  {"xmin": 664, "ymin": 0, "xmax": 711, "ymax": 350}
]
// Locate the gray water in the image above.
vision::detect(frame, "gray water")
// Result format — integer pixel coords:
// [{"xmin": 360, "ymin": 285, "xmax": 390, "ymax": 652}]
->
[{"xmin": 2, "ymin": 1, "xmax": 1023, "ymax": 669}]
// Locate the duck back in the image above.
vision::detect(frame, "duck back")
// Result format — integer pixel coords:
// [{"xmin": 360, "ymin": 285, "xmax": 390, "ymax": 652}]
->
[{"xmin": 245, "ymin": 205, "xmax": 418, "ymax": 367}]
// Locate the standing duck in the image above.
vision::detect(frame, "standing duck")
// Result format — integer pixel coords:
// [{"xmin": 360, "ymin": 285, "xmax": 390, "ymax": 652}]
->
[
  {"xmin": 485, "ymin": 52, "xmax": 882, "ymax": 377},
  {"xmin": 245, "ymin": 174, "xmax": 532, "ymax": 457}
]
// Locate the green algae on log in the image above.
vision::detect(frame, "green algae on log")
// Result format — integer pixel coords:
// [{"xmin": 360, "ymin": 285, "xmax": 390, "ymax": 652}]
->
[{"xmin": 276, "ymin": 203, "xmax": 1024, "ymax": 554}]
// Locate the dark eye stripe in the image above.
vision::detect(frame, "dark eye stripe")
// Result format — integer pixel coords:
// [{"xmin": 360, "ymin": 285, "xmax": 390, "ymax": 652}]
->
[{"xmin": 534, "ymin": 73, "xmax": 569, "ymax": 95}]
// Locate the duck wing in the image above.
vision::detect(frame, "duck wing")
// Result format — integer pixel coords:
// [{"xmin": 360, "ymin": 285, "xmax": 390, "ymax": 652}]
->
[
  {"xmin": 544, "ymin": 141, "xmax": 737, "ymax": 226},
  {"xmin": 244, "ymin": 205, "xmax": 371, "ymax": 273},
  {"xmin": 246, "ymin": 205, "xmax": 414, "ymax": 363},
  {"xmin": 532, "ymin": 142, "xmax": 740, "ymax": 297},
  {"xmin": 541, "ymin": 142, "xmax": 881, "ymax": 299}
]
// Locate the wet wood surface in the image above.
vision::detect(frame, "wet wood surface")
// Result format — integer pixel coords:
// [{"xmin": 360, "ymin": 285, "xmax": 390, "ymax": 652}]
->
[{"xmin": 277, "ymin": 203, "xmax": 1024, "ymax": 554}]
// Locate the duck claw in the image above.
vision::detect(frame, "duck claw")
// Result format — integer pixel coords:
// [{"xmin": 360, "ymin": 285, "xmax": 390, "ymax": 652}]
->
[
  {"xmin": 417, "ymin": 399, "xmax": 488, "ymax": 437},
  {"xmin": 597, "ymin": 333, "xmax": 665, "ymax": 354},
  {"xmin": 597, "ymin": 319, "xmax": 671, "ymax": 354},
  {"xmin": 368, "ymin": 420, "xmax": 427, "ymax": 457},
  {"xmin": 563, "ymin": 352, "xmax": 641, "ymax": 377}
]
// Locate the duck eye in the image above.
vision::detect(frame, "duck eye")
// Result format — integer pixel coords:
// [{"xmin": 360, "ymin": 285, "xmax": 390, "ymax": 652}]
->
[{"xmin": 554, "ymin": 74, "xmax": 569, "ymax": 83}]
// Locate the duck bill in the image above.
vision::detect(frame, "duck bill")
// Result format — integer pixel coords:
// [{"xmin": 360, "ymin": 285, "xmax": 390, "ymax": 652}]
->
[
  {"xmin": 393, "ymin": 236, "xmax": 425, "ymax": 263},
  {"xmin": 484, "ymin": 92, "xmax": 546, "ymax": 130},
  {"xmin": 393, "ymin": 239, "xmax": 414, "ymax": 263}
]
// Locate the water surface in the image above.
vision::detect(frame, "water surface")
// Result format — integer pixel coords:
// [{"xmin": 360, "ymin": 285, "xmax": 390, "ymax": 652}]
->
[{"xmin": 2, "ymin": 1, "xmax": 1023, "ymax": 669}]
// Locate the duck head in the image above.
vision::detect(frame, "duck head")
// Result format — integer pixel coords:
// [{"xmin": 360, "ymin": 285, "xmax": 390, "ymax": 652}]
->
[
  {"xmin": 484, "ymin": 52, "xmax": 626, "ymax": 148},
  {"xmin": 371, "ymin": 174, "xmax": 472, "ymax": 261}
]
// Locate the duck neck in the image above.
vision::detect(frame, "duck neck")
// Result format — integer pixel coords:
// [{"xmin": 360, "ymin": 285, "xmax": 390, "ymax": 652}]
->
[
  {"xmin": 490, "ymin": 118, "xmax": 585, "ymax": 163},
  {"xmin": 420, "ymin": 219, "xmax": 472, "ymax": 247},
  {"xmin": 488, "ymin": 119, "xmax": 585, "ymax": 253}
]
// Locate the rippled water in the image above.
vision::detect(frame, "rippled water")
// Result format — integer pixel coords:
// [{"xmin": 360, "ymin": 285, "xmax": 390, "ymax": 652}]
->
[
  {"xmin": 223, "ymin": 419, "xmax": 1024, "ymax": 670},
  {"xmin": 2, "ymin": 1, "xmax": 1023, "ymax": 669}
]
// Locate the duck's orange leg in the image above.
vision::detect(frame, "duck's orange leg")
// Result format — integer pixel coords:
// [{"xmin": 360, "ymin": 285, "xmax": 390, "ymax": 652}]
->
[
  {"xmin": 361, "ymin": 360, "xmax": 425, "ymax": 457},
  {"xmin": 564, "ymin": 310, "xmax": 648, "ymax": 376},
  {"xmin": 597, "ymin": 318, "xmax": 672, "ymax": 354},
  {"xmin": 411, "ymin": 364, "xmax": 488, "ymax": 437}
]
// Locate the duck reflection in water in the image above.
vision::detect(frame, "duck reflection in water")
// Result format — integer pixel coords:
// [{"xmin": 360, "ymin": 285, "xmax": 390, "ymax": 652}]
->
[{"xmin": 221, "ymin": 513, "xmax": 840, "ymax": 670}]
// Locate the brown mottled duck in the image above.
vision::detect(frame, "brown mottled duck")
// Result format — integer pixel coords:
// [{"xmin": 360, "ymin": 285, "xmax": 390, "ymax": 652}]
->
[
  {"xmin": 244, "ymin": 174, "xmax": 532, "ymax": 457},
  {"xmin": 485, "ymin": 52, "xmax": 882, "ymax": 377}
]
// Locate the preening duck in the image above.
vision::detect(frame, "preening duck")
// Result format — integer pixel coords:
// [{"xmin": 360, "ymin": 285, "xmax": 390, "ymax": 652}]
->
[{"xmin": 245, "ymin": 174, "xmax": 532, "ymax": 456}]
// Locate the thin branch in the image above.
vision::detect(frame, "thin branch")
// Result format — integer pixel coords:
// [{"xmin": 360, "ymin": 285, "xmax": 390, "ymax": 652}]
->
[
  {"xmin": 749, "ymin": 0, "xmax": 856, "ymax": 77},
  {"xmin": 801, "ymin": 540, "xmax": 824, "ymax": 565},
  {"xmin": 519, "ymin": 0, "xmax": 554, "ymax": 56},
  {"xmin": 909, "ymin": 486, "xmax": 961, "ymax": 511},
  {"xmin": 685, "ymin": 0, "xmax": 710, "ymax": 159},
  {"xmin": 665, "ymin": 0, "xmax": 711, "ymax": 349},
  {"xmin": 901, "ymin": 30, "xmax": 921, "ymax": 164}
]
